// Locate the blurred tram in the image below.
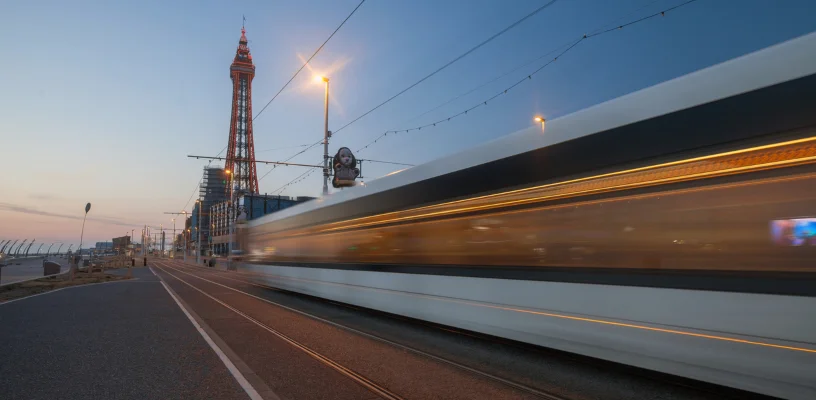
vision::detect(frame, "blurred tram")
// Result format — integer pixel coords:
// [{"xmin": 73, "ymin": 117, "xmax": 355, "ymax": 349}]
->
[{"xmin": 237, "ymin": 32, "xmax": 816, "ymax": 399}]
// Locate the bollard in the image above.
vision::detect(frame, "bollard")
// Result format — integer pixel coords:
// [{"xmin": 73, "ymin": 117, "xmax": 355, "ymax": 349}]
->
[
  {"xmin": 143, "ymin": 257, "xmax": 147, "ymax": 267},
  {"xmin": 131, "ymin": 258, "xmax": 135, "ymax": 267}
]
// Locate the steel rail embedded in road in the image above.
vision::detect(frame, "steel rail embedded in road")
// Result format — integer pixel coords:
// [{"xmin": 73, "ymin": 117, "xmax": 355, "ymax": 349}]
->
[
  {"xmin": 152, "ymin": 261, "xmax": 405, "ymax": 400},
  {"xmin": 158, "ymin": 260, "xmax": 570, "ymax": 400}
]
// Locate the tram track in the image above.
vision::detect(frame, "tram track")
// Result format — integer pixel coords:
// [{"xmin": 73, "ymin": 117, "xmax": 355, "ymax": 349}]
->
[{"xmin": 154, "ymin": 259, "xmax": 568, "ymax": 400}]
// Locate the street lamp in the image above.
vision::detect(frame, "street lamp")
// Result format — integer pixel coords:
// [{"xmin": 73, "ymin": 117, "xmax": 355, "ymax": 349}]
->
[
  {"xmin": 195, "ymin": 199, "xmax": 202, "ymax": 264},
  {"xmin": 315, "ymin": 75, "xmax": 331, "ymax": 195},
  {"xmin": 171, "ymin": 218, "xmax": 176, "ymax": 259},
  {"xmin": 181, "ymin": 210, "xmax": 189, "ymax": 261},
  {"xmin": 534, "ymin": 115, "xmax": 546, "ymax": 132},
  {"xmin": 56, "ymin": 243, "xmax": 64, "ymax": 256}
]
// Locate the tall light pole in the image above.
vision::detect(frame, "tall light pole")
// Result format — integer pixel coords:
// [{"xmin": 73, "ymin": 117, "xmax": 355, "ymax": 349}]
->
[
  {"xmin": 57, "ymin": 243, "xmax": 64, "ymax": 256},
  {"xmin": 47, "ymin": 242, "xmax": 56, "ymax": 257},
  {"xmin": 183, "ymin": 211, "xmax": 189, "ymax": 261},
  {"xmin": 35, "ymin": 243, "xmax": 45, "ymax": 256},
  {"xmin": 196, "ymin": 199, "xmax": 203, "ymax": 264},
  {"xmin": 78, "ymin": 203, "xmax": 91, "ymax": 262},
  {"xmin": 225, "ymin": 170, "xmax": 234, "ymax": 267},
  {"xmin": 316, "ymin": 75, "xmax": 331, "ymax": 195},
  {"xmin": 171, "ymin": 218, "xmax": 176, "ymax": 259}
]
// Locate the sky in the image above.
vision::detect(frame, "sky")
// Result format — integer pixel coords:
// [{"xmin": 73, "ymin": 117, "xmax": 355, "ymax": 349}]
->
[{"xmin": 1, "ymin": 0, "xmax": 815, "ymax": 250}]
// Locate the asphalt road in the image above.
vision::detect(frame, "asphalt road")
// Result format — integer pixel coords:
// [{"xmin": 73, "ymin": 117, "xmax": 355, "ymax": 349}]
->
[
  {"xmin": 0, "ymin": 267, "xmax": 248, "ymax": 400},
  {"xmin": 0, "ymin": 256, "xmax": 69, "ymax": 285},
  {"xmin": 151, "ymin": 259, "xmax": 776, "ymax": 400}
]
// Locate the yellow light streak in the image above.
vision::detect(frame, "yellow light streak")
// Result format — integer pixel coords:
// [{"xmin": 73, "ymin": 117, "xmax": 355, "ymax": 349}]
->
[{"xmin": 263, "ymin": 136, "xmax": 816, "ymax": 238}]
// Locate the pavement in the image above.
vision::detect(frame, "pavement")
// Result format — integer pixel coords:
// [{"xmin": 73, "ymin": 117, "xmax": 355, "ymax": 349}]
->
[
  {"xmin": 0, "ymin": 256, "xmax": 69, "ymax": 286},
  {"xmin": 0, "ymin": 267, "xmax": 248, "ymax": 400}
]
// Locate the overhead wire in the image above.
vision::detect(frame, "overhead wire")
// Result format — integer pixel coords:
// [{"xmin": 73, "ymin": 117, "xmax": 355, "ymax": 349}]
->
[
  {"xmin": 254, "ymin": 0, "xmax": 367, "ymax": 184},
  {"xmin": 356, "ymin": 0, "xmax": 700, "ymax": 153},
  {"xmin": 260, "ymin": 0, "xmax": 697, "ymax": 192},
  {"xmin": 331, "ymin": 0, "xmax": 560, "ymax": 136},
  {"xmin": 256, "ymin": 144, "xmax": 312, "ymax": 153},
  {"xmin": 264, "ymin": 0, "xmax": 560, "ymax": 189},
  {"xmin": 252, "ymin": 0, "xmax": 366, "ymax": 123},
  {"xmin": 181, "ymin": 145, "xmax": 228, "ymax": 213}
]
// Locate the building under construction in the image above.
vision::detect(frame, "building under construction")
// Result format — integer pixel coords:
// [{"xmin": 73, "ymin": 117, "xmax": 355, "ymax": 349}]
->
[{"xmin": 192, "ymin": 166, "xmax": 228, "ymax": 256}]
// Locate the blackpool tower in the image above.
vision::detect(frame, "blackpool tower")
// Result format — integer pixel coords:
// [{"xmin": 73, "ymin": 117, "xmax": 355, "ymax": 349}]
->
[{"xmin": 225, "ymin": 27, "xmax": 259, "ymax": 195}]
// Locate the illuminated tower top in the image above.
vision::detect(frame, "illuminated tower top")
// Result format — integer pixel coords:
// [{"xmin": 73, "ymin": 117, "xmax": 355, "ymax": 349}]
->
[{"xmin": 225, "ymin": 27, "xmax": 259, "ymax": 195}]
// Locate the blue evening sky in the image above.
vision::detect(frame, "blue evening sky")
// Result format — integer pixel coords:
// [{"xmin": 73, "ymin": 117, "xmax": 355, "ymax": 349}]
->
[{"xmin": 1, "ymin": 0, "xmax": 814, "ymax": 246}]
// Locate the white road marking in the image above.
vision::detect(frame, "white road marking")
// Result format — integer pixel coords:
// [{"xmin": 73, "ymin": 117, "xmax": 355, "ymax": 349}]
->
[{"xmin": 153, "ymin": 267, "xmax": 263, "ymax": 400}]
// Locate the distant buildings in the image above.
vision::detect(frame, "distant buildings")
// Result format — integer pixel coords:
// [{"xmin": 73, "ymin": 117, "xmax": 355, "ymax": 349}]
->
[
  {"xmin": 112, "ymin": 236, "xmax": 131, "ymax": 253},
  {"xmin": 208, "ymin": 194, "xmax": 314, "ymax": 256}
]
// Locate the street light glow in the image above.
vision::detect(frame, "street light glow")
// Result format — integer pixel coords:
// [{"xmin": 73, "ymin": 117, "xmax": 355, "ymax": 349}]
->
[
  {"xmin": 534, "ymin": 116, "xmax": 544, "ymax": 123},
  {"xmin": 314, "ymin": 75, "xmax": 329, "ymax": 83}
]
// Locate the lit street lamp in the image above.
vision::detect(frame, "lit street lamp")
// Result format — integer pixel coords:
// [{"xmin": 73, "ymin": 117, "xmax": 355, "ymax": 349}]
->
[
  {"xmin": 534, "ymin": 115, "xmax": 546, "ymax": 132},
  {"xmin": 315, "ymin": 75, "xmax": 331, "ymax": 195}
]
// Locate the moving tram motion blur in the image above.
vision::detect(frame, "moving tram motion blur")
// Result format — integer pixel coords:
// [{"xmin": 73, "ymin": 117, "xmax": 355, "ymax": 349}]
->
[{"xmin": 236, "ymin": 33, "xmax": 816, "ymax": 399}]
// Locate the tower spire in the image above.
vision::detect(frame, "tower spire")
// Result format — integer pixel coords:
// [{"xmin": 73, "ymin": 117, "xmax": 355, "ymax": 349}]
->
[{"xmin": 225, "ymin": 26, "xmax": 259, "ymax": 195}]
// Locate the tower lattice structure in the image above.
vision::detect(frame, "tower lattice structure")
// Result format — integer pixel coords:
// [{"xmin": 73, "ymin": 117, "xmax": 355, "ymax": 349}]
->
[{"xmin": 225, "ymin": 27, "xmax": 259, "ymax": 195}]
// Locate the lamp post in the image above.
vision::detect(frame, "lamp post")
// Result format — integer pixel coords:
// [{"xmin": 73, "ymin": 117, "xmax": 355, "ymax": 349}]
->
[
  {"xmin": 74, "ymin": 202, "xmax": 91, "ymax": 278},
  {"xmin": 225, "ymin": 170, "xmax": 234, "ymax": 267},
  {"xmin": 57, "ymin": 243, "xmax": 64, "ymax": 256},
  {"xmin": 196, "ymin": 199, "xmax": 203, "ymax": 264},
  {"xmin": 181, "ymin": 211, "xmax": 189, "ymax": 261},
  {"xmin": 171, "ymin": 218, "xmax": 176, "ymax": 259},
  {"xmin": 47, "ymin": 243, "xmax": 55, "ymax": 257},
  {"xmin": 316, "ymin": 75, "xmax": 331, "ymax": 196},
  {"xmin": 35, "ymin": 243, "xmax": 45, "ymax": 256},
  {"xmin": 534, "ymin": 115, "xmax": 546, "ymax": 132}
]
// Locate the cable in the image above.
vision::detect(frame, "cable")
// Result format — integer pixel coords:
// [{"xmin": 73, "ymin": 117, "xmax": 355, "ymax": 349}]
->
[
  {"xmin": 257, "ymin": 141, "xmax": 323, "ymax": 183},
  {"xmin": 332, "ymin": 0, "xmax": 559, "ymax": 136},
  {"xmin": 252, "ymin": 0, "xmax": 366, "ymax": 123},
  {"xmin": 359, "ymin": 158, "xmax": 415, "ymax": 167},
  {"xmin": 192, "ymin": 0, "xmax": 364, "ymax": 197},
  {"xmin": 256, "ymin": 144, "xmax": 312, "ymax": 153},
  {"xmin": 181, "ymin": 145, "xmax": 228, "ymax": 213},
  {"xmin": 357, "ymin": 0, "xmax": 699, "ymax": 153},
  {"xmin": 273, "ymin": 163, "xmax": 321, "ymax": 194},
  {"xmin": 387, "ymin": 40, "xmax": 575, "ymax": 133}
]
